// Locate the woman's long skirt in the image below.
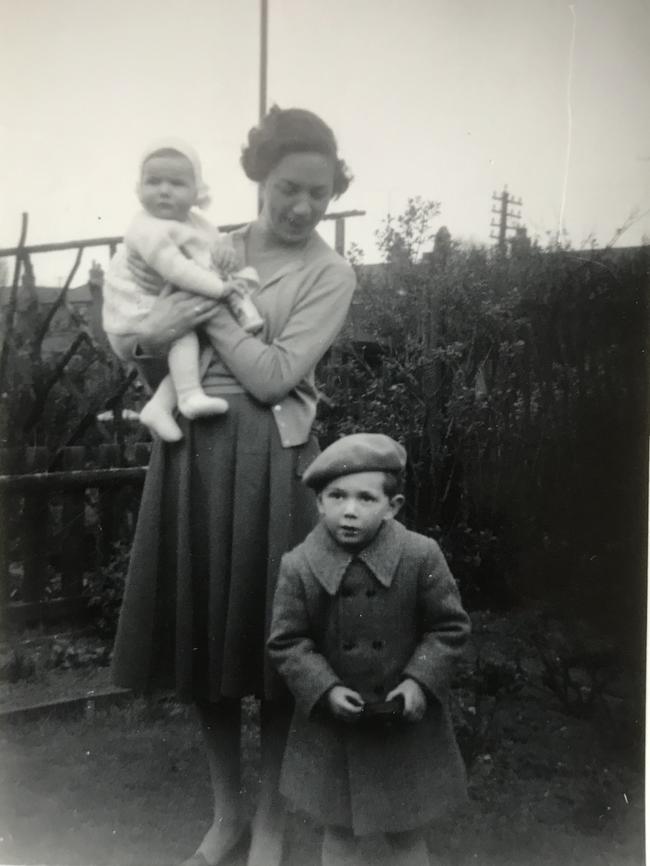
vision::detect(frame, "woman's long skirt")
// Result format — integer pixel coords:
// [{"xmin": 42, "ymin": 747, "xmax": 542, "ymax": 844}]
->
[{"xmin": 111, "ymin": 394, "xmax": 320, "ymax": 702}]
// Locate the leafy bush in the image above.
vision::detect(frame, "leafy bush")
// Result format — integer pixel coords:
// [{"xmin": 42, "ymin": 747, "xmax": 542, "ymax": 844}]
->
[
  {"xmin": 318, "ymin": 199, "xmax": 648, "ymax": 661},
  {"xmin": 84, "ymin": 541, "xmax": 131, "ymax": 638}
]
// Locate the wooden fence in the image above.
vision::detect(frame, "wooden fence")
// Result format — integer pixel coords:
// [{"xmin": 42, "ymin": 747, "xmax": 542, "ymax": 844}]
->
[
  {"xmin": 0, "ymin": 444, "xmax": 150, "ymax": 630},
  {"xmin": 0, "ymin": 209, "xmax": 366, "ymax": 631}
]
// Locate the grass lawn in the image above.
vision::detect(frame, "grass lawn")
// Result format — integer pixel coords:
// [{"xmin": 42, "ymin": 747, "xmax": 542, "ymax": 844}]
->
[
  {"xmin": 0, "ymin": 612, "xmax": 644, "ymax": 866},
  {"xmin": 1, "ymin": 700, "xmax": 234, "ymax": 866},
  {"xmin": 0, "ymin": 691, "xmax": 643, "ymax": 866}
]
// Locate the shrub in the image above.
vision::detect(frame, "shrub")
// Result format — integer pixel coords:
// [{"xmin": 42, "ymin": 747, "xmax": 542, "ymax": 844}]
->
[
  {"xmin": 317, "ymin": 199, "xmax": 647, "ymax": 661},
  {"xmin": 84, "ymin": 541, "xmax": 131, "ymax": 638}
]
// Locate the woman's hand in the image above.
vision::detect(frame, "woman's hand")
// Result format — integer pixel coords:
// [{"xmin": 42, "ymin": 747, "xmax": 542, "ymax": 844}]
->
[
  {"xmin": 137, "ymin": 284, "xmax": 222, "ymax": 355},
  {"xmin": 386, "ymin": 678, "xmax": 427, "ymax": 722},
  {"xmin": 326, "ymin": 685, "xmax": 364, "ymax": 722}
]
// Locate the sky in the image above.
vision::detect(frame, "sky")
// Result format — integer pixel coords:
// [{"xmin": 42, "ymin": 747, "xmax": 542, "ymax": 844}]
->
[{"xmin": 1, "ymin": 0, "xmax": 649, "ymax": 286}]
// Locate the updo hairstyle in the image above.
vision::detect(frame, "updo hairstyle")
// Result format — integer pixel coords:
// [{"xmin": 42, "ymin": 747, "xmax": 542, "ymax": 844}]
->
[{"xmin": 241, "ymin": 106, "xmax": 352, "ymax": 198}]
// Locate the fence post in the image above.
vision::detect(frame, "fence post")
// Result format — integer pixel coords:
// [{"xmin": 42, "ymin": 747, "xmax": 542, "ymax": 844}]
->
[
  {"xmin": 97, "ymin": 443, "xmax": 121, "ymax": 564},
  {"xmin": 22, "ymin": 447, "xmax": 50, "ymax": 605},
  {"xmin": 334, "ymin": 217, "xmax": 345, "ymax": 256},
  {"xmin": 60, "ymin": 447, "xmax": 87, "ymax": 600},
  {"xmin": 0, "ymin": 462, "xmax": 9, "ymax": 635},
  {"xmin": 0, "ymin": 513, "xmax": 6, "ymax": 635},
  {"xmin": 0, "ymin": 448, "xmax": 25, "ymax": 632},
  {"xmin": 133, "ymin": 442, "xmax": 152, "ymax": 466}
]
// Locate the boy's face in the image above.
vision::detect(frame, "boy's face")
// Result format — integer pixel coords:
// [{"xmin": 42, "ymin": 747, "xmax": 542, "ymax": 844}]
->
[
  {"xmin": 317, "ymin": 471, "xmax": 404, "ymax": 552},
  {"xmin": 138, "ymin": 154, "xmax": 197, "ymax": 220}
]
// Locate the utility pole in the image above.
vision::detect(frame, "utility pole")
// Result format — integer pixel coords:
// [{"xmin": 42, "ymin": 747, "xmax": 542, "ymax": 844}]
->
[
  {"xmin": 259, "ymin": 0, "xmax": 268, "ymax": 124},
  {"xmin": 257, "ymin": 0, "xmax": 268, "ymax": 213},
  {"xmin": 490, "ymin": 186, "xmax": 522, "ymax": 254}
]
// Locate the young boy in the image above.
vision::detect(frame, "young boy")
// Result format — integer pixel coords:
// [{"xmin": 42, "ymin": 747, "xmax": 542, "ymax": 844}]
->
[
  {"xmin": 268, "ymin": 433, "xmax": 471, "ymax": 866},
  {"xmin": 102, "ymin": 138, "xmax": 261, "ymax": 442}
]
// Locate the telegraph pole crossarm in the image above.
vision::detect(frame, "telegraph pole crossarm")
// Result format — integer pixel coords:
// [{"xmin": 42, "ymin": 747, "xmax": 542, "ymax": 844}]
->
[{"xmin": 490, "ymin": 187, "xmax": 523, "ymax": 253}]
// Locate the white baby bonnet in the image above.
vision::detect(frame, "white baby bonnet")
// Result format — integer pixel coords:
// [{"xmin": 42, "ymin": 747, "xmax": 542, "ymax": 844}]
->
[{"xmin": 137, "ymin": 137, "xmax": 211, "ymax": 209}]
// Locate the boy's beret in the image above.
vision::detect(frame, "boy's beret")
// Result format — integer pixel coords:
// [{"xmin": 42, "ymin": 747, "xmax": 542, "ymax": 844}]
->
[{"xmin": 303, "ymin": 433, "xmax": 407, "ymax": 490}]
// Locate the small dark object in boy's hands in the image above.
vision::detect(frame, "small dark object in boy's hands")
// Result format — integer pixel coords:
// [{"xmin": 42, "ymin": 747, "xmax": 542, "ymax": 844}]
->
[
  {"xmin": 360, "ymin": 695, "xmax": 405, "ymax": 726},
  {"xmin": 387, "ymin": 677, "xmax": 427, "ymax": 721}
]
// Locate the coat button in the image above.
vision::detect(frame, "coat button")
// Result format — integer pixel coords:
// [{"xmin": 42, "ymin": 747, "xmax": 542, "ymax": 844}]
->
[
  {"xmin": 366, "ymin": 588, "xmax": 377, "ymax": 598},
  {"xmin": 341, "ymin": 586, "xmax": 356, "ymax": 598},
  {"xmin": 342, "ymin": 640, "xmax": 357, "ymax": 651},
  {"xmin": 372, "ymin": 640, "xmax": 384, "ymax": 651}
]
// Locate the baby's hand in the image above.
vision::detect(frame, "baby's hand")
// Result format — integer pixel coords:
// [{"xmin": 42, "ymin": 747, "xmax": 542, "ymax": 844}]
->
[
  {"xmin": 213, "ymin": 243, "xmax": 239, "ymax": 276},
  {"xmin": 327, "ymin": 685, "xmax": 364, "ymax": 722},
  {"xmin": 386, "ymin": 678, "xmax": 427, "ymax": 722},
  {"xmin": 223, "ymin": 275, "xmax": 252, "ymax": 298}
]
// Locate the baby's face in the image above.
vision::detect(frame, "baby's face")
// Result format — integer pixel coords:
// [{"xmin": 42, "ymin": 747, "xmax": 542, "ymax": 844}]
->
[{"xmin": 138, "ymin": 154, "xmax": 197, "ymax": 220}]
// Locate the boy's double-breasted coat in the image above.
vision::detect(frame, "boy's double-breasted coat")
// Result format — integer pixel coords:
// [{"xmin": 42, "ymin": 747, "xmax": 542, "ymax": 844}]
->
[{"xmin": 267, "ymin": 518, "xmax": 470, "ymax": 836}]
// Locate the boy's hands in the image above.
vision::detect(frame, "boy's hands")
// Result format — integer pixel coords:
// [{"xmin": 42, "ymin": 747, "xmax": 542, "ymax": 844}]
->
[
  {"xmin": 327, "ymin": 686, "xmax": 364, "ymax": 722},
  {"xmin": 386, "ymin": 678, "xmax": 427, "ymax": 722},
  {"xmin": 325, "ymin": 681, "xmax": 425, "ymax": 724}
]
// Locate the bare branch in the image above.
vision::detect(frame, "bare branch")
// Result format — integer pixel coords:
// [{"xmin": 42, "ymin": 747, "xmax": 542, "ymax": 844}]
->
[
  {"xmin": 33, "ymin": 246, "xmax": 84, "ymax": 350},
  {"xmin": 604, "ymin": 206, "xmax": 650, "ymax": 249},
  {"xmin": 22, "ymin": 332, "xmax": 94, "ymax": 433},
  {"xmin": 0, "ymin": 212, "xmax": 29, "ymax": 393},
  {"xmin": 52, "ymin": 368, "xmax": 138, "ymax": 460}
]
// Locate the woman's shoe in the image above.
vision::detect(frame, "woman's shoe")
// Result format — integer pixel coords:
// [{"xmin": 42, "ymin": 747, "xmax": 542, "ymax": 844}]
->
[
  {"xmin": 180, "ymin": 825, "xmax": 251, "ymax": 866},
  {"xmin": 180, "ymin": 855, "xmax": 211, "ymax": 866}
]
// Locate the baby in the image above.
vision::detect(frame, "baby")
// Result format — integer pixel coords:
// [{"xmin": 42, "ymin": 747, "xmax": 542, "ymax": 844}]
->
[{"xmin": 102, "ymin": 138, "xmax": 261, "ymax": 442}]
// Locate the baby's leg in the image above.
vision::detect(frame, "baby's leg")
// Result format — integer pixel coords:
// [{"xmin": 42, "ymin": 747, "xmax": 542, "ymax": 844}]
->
[
  {"xmin": 139, "ymin": 376, "xmax": 184, "ymax": 442},
  {"xmin": 169, "ymin": 331, "xmax": 229, "ymax": 419}
]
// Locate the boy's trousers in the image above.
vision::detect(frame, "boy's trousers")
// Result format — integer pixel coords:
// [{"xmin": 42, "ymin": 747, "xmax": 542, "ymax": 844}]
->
[{"xmin": 322, "ymin": 826, "xmax": 430, "ymax": 866}]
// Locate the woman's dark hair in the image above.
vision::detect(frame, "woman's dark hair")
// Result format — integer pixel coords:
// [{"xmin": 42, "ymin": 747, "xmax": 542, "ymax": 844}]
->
[{"xmin": 241, "ymin": 105, "xmax": 353, "ymax": 197}]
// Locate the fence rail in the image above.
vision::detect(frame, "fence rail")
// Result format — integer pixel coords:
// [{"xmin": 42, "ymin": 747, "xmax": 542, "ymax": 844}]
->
[
  {"xmin": 1, "ymin": 445, "xmax": 150, "ymax": 631},
  {"xmin": 0, "ymin": 466, "xmax": 147, "ymax": 492},
  {"xmin": 0, "ymin": 210, "xmax": 366, "ymax": 259}
]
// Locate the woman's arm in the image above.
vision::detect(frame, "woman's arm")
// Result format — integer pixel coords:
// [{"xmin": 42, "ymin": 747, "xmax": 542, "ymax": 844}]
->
[
  {"xmin": 103, "ymin": 250, "xmax": 220, "ymax": 385},
  {"xmin": 203, "ymin": 260, "xmax": 356, "ymax": 404}
]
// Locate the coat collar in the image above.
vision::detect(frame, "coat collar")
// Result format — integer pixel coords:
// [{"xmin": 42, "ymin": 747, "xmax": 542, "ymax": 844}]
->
[{"xmin": 303, "ymin": 519, "xmax": 406, "ymax": 595}]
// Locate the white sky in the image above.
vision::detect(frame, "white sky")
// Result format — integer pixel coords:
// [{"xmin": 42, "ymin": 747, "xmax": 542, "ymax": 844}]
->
[{"xmin": 1, "ymin": 0, "xmax": 649, "ymax": 285}]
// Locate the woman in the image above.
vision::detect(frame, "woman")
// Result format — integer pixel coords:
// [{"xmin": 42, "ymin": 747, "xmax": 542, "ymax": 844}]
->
[{"xmin": 107, "ymin": 107, "xmax": 356, "ymax": 866}]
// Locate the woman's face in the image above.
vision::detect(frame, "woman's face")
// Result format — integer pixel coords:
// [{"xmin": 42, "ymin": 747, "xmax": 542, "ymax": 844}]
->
[{"xmin": 260, "ymin": 152, "xmax": 335, "ymax": 245}]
